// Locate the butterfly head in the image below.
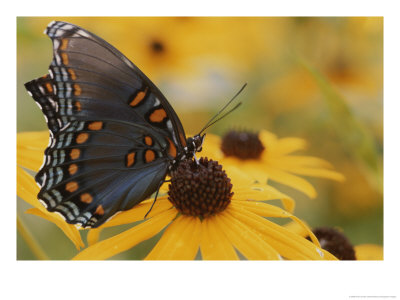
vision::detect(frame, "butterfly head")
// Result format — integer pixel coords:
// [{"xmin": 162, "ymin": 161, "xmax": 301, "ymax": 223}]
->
[{"xmin": 186, "ymin": 133, "xmax": 206, "ymax": 155}]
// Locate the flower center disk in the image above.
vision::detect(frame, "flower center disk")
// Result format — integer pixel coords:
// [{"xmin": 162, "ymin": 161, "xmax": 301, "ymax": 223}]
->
[
  {"xmin": 221, "ymin": 130, "xmax": 265, "ymax": 160},
  {"xmin": 168, "ymin": 157, "xmax": 233, "ymax": 218},
  {"xmin": 308, "ymin": 227, "xmax": 356, "ymax": 260}
]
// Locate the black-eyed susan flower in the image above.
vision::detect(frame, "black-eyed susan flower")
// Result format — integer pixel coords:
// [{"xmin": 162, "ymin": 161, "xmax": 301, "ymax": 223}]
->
[
  {"xmin": 72, "ymin": 157, "xmax": 336, "ymax": 260},
  {"xmin": 202, "ymin": 129, "xmax": 345, "ymax": 198},
  {"xmin": 17, "ymin": 131, "xmax": 84, "ymax": 250}
]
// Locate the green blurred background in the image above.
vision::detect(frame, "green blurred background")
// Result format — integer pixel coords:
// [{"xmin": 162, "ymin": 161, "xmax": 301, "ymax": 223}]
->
[{"xmin": 17, "ymin": 17, "xmax": 383, "ymax": 259}]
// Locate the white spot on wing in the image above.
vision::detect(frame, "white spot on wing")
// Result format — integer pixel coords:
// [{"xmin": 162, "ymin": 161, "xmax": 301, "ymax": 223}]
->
[
  {"xmin": 77, "ymin": 29, "xmax": 90, "ymax": 38},
  {"xmin": 38, "ymin": 85, "xmax": 45, "ymax": 94},
  {"xmin": 61, "ymin": 24, "xmax": 74, "ymax": 31},
  {"xmin": 53, "ymin": 39, "xmax": 60, "ymax": 50}
]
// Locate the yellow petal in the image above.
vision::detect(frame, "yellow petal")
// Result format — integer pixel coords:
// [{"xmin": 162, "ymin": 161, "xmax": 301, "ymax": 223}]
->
[
  {"xmin": 17, "ymin": 166, "xmax": 42, "ymax": 209},
  {"xmin": 259, "ymin": 130, "xmax": 278, "ymax": 147},
  {"xmin": 284, "ymin": 220, "xmax": 311, "ymax": 237},
  {"xmin": 17, "ymin": 131, "xmax": 48, "ymax": 171},
  {"xmin": 203, "ymin": 133, "xmax": 222, "ymax": 145},
  {"xmin": 224, "ymin": 164, "xmax": 259, "ymax": 185},
  {"xmin": 231, "ymin": 201, "xmax": 320, "ymax": 247},
  {"xmin": 216, "ymin": 208, "xmax": 281, "ymax": 260},
  {"xmin": 321, "ymin": 249, "xmax": 340, "ymax": 260},
  {"xmin": 241, "ymin": 163, "xmax": 272, "ymax": 181},
  {"xmin": 285, "ymin": 167, "xmax": 345, "ymax": 181},
  {"xmin": 87, "ymin": 228, "xmax": 102, "ymax": 246},
  {"xmin": 355, "ymin": 244, "xmax": 383, "ymax": 260},
  {"xmin": 73, "ymin": 208, "xmax": 177, "ymax": 260},
  {"xmin": 200, "ymin": 216, "xmax": 239, "ymax": 260},
  {"xmin": 265, "ymin": 136, "xmax": 307, "ymax": 156},
  {"xmin": 202, "ymin": 133, "xmax": 223, "ymax": 158},
  {"xmin": 17, "ymin": 131, "xmax": 49, "ymax": 149},
  {"xmin": 204, "ymin": 133, "xmax": 222, "ymax": 149},
  {"xmin": 17, "ymin": 148, "xmax": 44, "ymax": 172},
  {"xmin": 145, "ymin": 215, "xmax": 201, "ymax": 260},
  {"xmin": 99, "ymin": 197, "xmax": 172, "ymax": 228},
  {"xmin": 233, "ymin": 184, "xmax": 295, "ymax": 213},
  {"xmin": 231, "ymin": 201, "xmax": 291, "ymax": 218},
  {"xmin": 264, "ymin": 167, "xmax": 317, "ymax": 198},
  {"xmin": 228, "ymin": 205, "xmax": 333, "ymax": 260},
  {"xmin": 26, "ymin": 208, "xmax": 84, "ymax": 250},
  {"xmin": 270, "ymin": 155, "xmax": 334, "ymax": 169}
]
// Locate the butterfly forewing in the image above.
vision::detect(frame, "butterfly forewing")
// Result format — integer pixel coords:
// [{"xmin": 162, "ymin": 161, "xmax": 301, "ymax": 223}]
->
[
  {"xmin": 25, "ymin": 21, "xmax": 187, "ymax": 227},
  {"xmin": 45, "ymin": 21, "xmax": 186, "ymax": 148}
]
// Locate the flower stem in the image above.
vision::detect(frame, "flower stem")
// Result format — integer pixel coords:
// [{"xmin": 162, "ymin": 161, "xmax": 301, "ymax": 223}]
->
[{"xmin": 17, "ymin": 216, "xmax": 49, "ymax": 260}]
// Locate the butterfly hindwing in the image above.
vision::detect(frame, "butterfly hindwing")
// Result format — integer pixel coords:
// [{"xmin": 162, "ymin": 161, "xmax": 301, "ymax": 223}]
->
[
  {"xmin": 25, "ymin": 21, "xmax": 188, "ymax": 227},
  {"xmin": 34, "ymin": 117, "xmax": 171, "ymax": 227}
]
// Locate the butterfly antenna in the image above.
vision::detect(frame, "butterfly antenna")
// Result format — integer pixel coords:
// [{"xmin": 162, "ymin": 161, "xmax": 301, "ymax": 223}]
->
[
  {"xmin": 198, "ymin": 83, "xmax": 247, "ymax": 135},
  {"xmin": 199, "ymin": 102, "xmax": 242, "ymax": 134}
]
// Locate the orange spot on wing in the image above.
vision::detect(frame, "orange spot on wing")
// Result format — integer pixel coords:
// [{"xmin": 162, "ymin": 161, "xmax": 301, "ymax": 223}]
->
[
  {"xmin": 68, "ymin": 68, "xmax": 77, "ymax": 80},
  {"xmin": 69, "ymin": 163, "xmax": 78, "ymax": 175},
  {"xmin": 65, "ymin": 181, "xmax": 79, "ymax": 193},
  {"xmin": 70, "ymin": 149, "xmax": 81, "ymax": 160},
  {"xmin": 144, "ymin": 136, "xmax": 153, "ymax": 146},
  {"xmin": 60, "ymin": 39, "xmax": 69, "ymax": 50},
  {"xmin": 74, "ymin": 84, "xmax": 82, "ymax": 96},
  {"xmin": 76, "ymin": 133, "xmax": 89, "ymax": 144},
  {"xmin": 145, "ymin": 149, "xmax": 156, "ymax": 163},
  {"xmin": 129, "ymin": 87, "xmax": 148, "ymax": 107},
  {"xmin": 80, "ymin": 193, "xmax": 93, "ymax": 204},
  {"xmin": 149, "ymin": 108, "xmax": 167, "ymax": 123},
  {"xmin": 95, "ymin": 205, "xmax": 104, "ymax": 215},
  {"xmin": 74, "ymin": 101, "xmax": 82, "ymax": 112},
  {"xmin": 45, "ymin": 82, "xmax": 53, "ymax": 93},
  {"xmin": 61, "ymin": 53, "xmax": 69, "ymax": 65},
  {"xmin": 88, "ymin": 121, "xmax": 103, "ymax": 131},
  {"xmin": 167, "ymin": 138, "xmax": 177, "ymax": 158},
  {"xmin": 126, "ymin": 152, "xmax": 136, "ymax": 167}
]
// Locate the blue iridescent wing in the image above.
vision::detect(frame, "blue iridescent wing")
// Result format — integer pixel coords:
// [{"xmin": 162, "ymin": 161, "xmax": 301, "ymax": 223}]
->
[{"xmin": 24, "ymin": 21, "xmax": 185, "ymax": 227}]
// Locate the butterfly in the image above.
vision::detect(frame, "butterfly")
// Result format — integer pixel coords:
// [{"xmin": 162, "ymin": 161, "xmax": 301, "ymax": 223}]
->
[{"xmin": 24, "ymin": 21, "xmax": 211, "ymax": 229}]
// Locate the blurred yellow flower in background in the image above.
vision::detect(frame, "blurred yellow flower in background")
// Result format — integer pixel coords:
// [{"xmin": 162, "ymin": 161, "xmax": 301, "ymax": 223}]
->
[{"xmin": 202, "ymin": 130, "xmax": 344, "ymax": 198}]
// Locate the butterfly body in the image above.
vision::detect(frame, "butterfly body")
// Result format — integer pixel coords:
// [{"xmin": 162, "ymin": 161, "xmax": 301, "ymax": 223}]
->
[{"xmin": 25, "ymin": 21, "xmax": 204, "ymax": 228}]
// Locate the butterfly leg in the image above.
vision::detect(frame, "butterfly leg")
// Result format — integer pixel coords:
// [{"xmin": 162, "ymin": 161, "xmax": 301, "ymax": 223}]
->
[
  {"xmin": 144, "ymin": 179, "xmax": 171, "ymax": 219},
  {"xmin": 193, "ymin": 153, "xmax": 200, "ymax": 165}
]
